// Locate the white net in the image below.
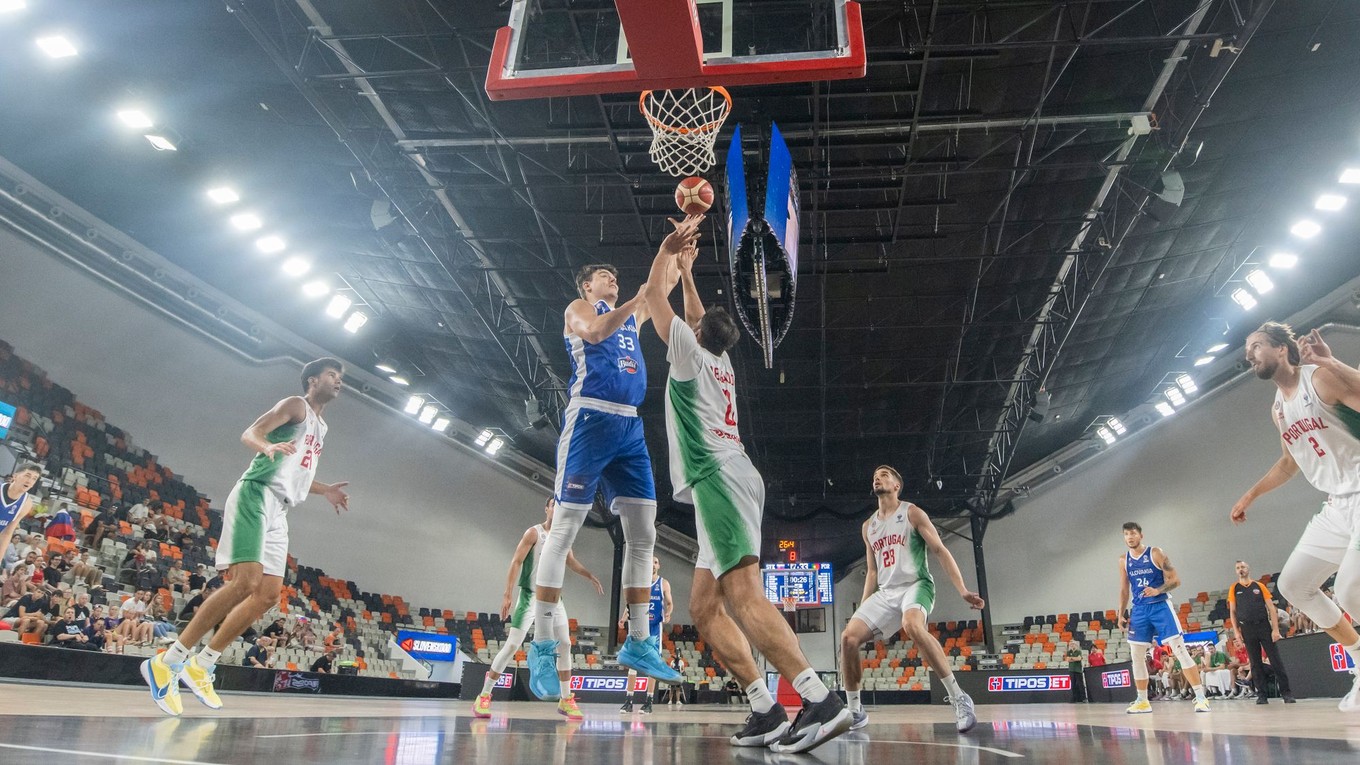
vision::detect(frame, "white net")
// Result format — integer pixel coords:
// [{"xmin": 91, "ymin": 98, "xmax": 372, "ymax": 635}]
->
[{"xmin": 639, "ymin": 87, "xmax": 732, "ymax": 177}]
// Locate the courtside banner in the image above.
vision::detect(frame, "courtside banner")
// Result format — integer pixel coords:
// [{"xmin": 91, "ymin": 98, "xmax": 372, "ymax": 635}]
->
[
  {"xmin": 396, "ymin": 630, "xmax": 458, "ymax": 663},
  {"xmin": 931, "ymin": 669, "xmax": 1077, "ymax": 705},
  {"xmin": 1084, "ymin": 661, "xmax": 1137, "ymax": 703}
]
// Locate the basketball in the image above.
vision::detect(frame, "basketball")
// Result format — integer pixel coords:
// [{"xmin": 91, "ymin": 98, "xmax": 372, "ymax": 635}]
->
[{"xmin": 675, "ymin": 177, "xmax": 714, "ymax": 215}]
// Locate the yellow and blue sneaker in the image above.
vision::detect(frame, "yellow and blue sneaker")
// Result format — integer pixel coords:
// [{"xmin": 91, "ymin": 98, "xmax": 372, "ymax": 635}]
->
[
  {"xmin": 140, "ymin": 653, "xmax": 184, "ymax": 716},
  {"xmin": 179, "ymin": 655, "xmax": 223, "ymax": 710}
]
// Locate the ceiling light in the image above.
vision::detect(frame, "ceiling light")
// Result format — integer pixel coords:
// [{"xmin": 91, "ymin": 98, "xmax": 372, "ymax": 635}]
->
[
  {"xmin": 1207, "ymin": 343, "xmax": 1229, "ymax": 353},
  {"xmin": 1155, "ymin": 402, "xmax": 1175, "ymax": 418},
  {"xmin": 1194, "ymin": 355, "xmax": 1215, "ymax": 367},
  {"xmin": 1231, "ymin": 288, "xmax": 1257, "ymax": 310},
  {"xmin": 1164, "ymin": 387, "xmax": 1186, "ymax": 407},
  {"xmin": 1316, "ymin": 194, "xmax": 1346, "ymax": 211},
  {"xmin": 388, "ymin": 375, "xmax": 409, "ymax": 386},
  {"xmin": 474, "ymin": 429, "xmax": 493, "ymax": 447},
  {"xmin": 1096, "ymin": 427, "xmax": 1116, "ymax": 445},
  {"xmin": 1340, "ymin": 168, "xmax": 1360, "ymax": 184},
  {"xmin": 374, "ymin": 362, "xmax": 397, "ymax": 374},
  {"xmin": 485, "ymin": 437, "xmax": 506, "ymax": 455},
  {"xmin": 1, "ymin": 1, "xmax": 29, "ymax": 13},
  {"xmin": 343, "ymin": 311, "xmax": 368, "ymax": 334},
  {"xmin": 143, "ymin": 134, "xmax": 177, "ymax": 151},
  {"xmin": 404, "ymin": 395, "xmax": 425, "ymax": 415},
  {"xmin": 432, "ymin": 418, "xmax": 451, "ymax": 433},
  {"xmin": 1268, "ymin": 252, "xmax": 1298, "ymax": 269},
  {"xmin": 36, "ymin": 35, "xmax": 77, "ymax": 58},
  {"xmin": 325, "ymin": 294, "xmax": 352, "ymax": 318},
  {"xmin": 116, "ymin": 109, "xmax": 153, "ymax": 129},
  {"xmin": 301, "ymin": 280, "xmax": 330, "ymax": 298},
  {"xmin": 230, "ymin": 212, "xmax": 262, "ymax": 231},
  {"xmin": 418, "ymin": 405, "xmax": 438, "ymax": 425},
  {"xmin": 1246, "ymin": 269, "xmax": 1274, "ymax": 294},
  {"xmin": 255, "ymin": 235, "xmax": 286, "ymax": 254},
  {"xmin": 1289, "ymin": 220, "xmax": 1321, "ymax": 239},
  {"xmin": 1176, "ymin": 374, "xmax": 1197, "ymax": 394},
  {"xmin": 206, "ymin": 187, "xmax": 239, "ymax": 205},
  {"xmin": 280, "ymin": 256, "xmax": 310, "ymax": 277},
  {"xmin": 1108, "ymin": 417, "xmax": 1126, "ymax": 436}
]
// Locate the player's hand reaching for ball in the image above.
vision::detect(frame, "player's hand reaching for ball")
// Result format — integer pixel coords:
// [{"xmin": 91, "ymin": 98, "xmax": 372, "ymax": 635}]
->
[
  {"xmin": 262, "ymin": 442, "xmax": 296, "ymax": 461},
  {"xmin": 963, "ymin": 592, "xmax": 985, "ymax": 610},
  {"xmin": 661, "ymin": 215, "xmax": 704, "ymax": 255},
  {"xmin": 1299, "ymin": 328, "xmax": 1332, "ymax": 365},
  {"xmin": 677, "ymin": 242, "xmax": 698, "ymax": 274},
  {"xmin": 322, "ymin": 481, "xmax": 350, "ymax": 514}
]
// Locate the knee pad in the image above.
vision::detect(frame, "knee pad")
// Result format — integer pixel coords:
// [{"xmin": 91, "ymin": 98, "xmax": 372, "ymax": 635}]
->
[
  {"xmin": 534, "ymin": 502, "xmax": 589, "ymax": 589},
  {"xmin": 616, "ymin": 499, "xmax": 658, "ymax": 590},
  {"xmin": 1130, "ymin": 642, "xmax": 1151, "ymax": 682},
  {"xmin": 1164, "ymin": 636, "xmax": 1194, "ymax": 671}
]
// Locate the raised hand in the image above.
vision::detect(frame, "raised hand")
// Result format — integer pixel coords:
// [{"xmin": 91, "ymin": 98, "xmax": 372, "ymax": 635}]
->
[
  {"xmin": 661, "ymin": 215, "xmax": 704, "ymax": 255},
  {"xmin": 677, "ymin": 242, "xmax": 699, "ymax": 273},
  {"xmin": 1299, "ymin": 328, "xmax": 1332, "ymax": 365}
]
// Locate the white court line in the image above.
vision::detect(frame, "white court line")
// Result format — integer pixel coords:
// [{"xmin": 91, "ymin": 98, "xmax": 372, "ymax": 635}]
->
[
  {"xmin": 0, "ymin": 742, "xmax": 228, "ymax": 765},
  {"xmin": 256, "ymin": 728, "xmax": 1024, "ymax": 757}
]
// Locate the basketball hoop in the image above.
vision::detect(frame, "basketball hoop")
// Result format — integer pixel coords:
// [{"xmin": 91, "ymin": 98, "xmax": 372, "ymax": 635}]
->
[
  {"xmin": 639, "ymin": 86, "xmax": 732, "ymax": 177},
  {"xmin": 781, "ymin": 597, "xmax": 798, "ymax": 614}
]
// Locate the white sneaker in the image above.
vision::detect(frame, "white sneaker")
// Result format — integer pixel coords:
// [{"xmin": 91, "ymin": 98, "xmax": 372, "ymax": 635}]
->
[{"xmin": 1340, "ymin": 670, "xmax": 1360, "ymax": 712}]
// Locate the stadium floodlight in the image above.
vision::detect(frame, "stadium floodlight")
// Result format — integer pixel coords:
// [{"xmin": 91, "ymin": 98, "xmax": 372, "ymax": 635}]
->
[
  {"xmin": 1, "ymin": 1, "xmax": 30, "ymax": 13},
  {"xmin": 255, "ymin": 235, "xmax": 286, "ymax": 254},
  {"xmin": 474, "ymin": 429, "xmax": 493, "ymax": 446},
  {"xmin": 1108, "ymin": 417, "xmax": 1127, "ymax": 436},
  {"xmin": 1340, "ymin": 168, "xmax": 1360, "ymax": 184},
  {"xmin": 1194, "ymin": 356, "xmax": 1214, "ymax": 367},
  {"xmin": 432, "ymin": 418, "xmax": 451, "ymax": 433},
  {"xmin": 280, "ymin": 257, "xmax": 310, "ymax": 277},
  {"xmin": 324, "ymin": 294, "xmax": 352, "ymax": 318},
  {"xmin": 418, "ymin": 405, "xmax": 438, "ymax": 425},
  {"xmin": 1165, "ymin": 387, "xmax": 1186, "ymax": 407},
  {"xmin": 374, "ymin": 362, "xmax": 396, "ymax": 374},
  {"xmin": 1155, "ymin": 402, "xmax": 1175, "ymax": 418},
  {"xmin": 1246, "ymin": 269, "xmax": 1273, "ymax": 294},
  {"xmin": 36, "ymin": 35, "xmax": 78, "ymax": 58},
  {"xmin": 1231, "ymin": 288, "xmax": 1257, "ymax": 310},
  {"xmin": 143, "ymin": 134, "xmax": 177, "ymax": 151},
  {"xmin": 1316, "ymin": 194, "xmax": 1346, "ymax": 211},
  {"xmin": 1268, "ymin": 252, "xmax": 1297, "ymax": 269},
  {"xmin": 1096, "ymin": 427, "xmax": 1116, "ymax": 445},
  {"xmin": 1289, "ymin": 220, "xmax": 1321, "ymax": 239},
  {"xmin": 388, "ymin": 375, "xmax": 409, "ymax": 387},
  {"xmin": 301, "ymin": 280, "xmax": 329, "ymax": 298},
  {"xmin": 342, "ymin": 311, "xmax": 368, "ymax": 334},
  {"xmin": 486, "ymin": 437, "xmax": 505, "ymax": 455},
  {"xmin": 230, "ymin": 212, "xmax": 262, "ymax": 231},
  {"xmin": 404, "ymin": 395, "xmax": 424, "ymax": 415},
  {"xmin": 117, "ymin": 109, "xmax": 153, "ymax": 129},
  {"xmin": 206, "ymin": 187, "xmax": 239, "ymax": 205},
  {"xmin": 1176, "ymin": 374, "xmax": 1197, "ymax": 394},
  {"xmin": 1207, "ymin": 343, "xmax": 1229, "ymax": 353}
]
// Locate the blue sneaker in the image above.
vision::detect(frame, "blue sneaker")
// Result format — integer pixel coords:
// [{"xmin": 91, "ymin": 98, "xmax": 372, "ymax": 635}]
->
[
  {"xmin": 617, "ymin": 636, "xmax": 682, "ymax": 683},
  {"xmin": 526, "ymin": 639, "xmax": 561, "ymax": 701}
]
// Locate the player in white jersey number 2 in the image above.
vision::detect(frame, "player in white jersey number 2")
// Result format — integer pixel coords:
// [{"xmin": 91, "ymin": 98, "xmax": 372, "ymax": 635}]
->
[
  {"xmin": 840, "ymin": 466, "xmax": 984, "ymax": 733},
  {"xmin": 641, "ymin": 219, "xmax": 851, "ymax": 754},
  {"xmin": 1234, "ymin": 323, "xmax": 1360, "ymax": 711},
  {"xmin": 141, "ymin": 358, "xmax": 351, "ymax": 716}
]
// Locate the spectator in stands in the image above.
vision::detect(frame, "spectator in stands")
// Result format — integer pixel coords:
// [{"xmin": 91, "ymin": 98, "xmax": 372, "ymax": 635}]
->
[
  {"xmin": 50, "ymin": 606, "xmax": 97, "ymax": 650},
  {"xmin": 262, "ymin": 616, "xmax": 287, "ymax": 645},
  {"xmin": 175, "ymin": 527, "xmax": 195, "ymax": 552},
  {"xmin": 86, "ymin": 504, "xmax": 119, "ymax": 549},
  {"xmin": 8, "ymin": 548, "xmax": 37, "ymax": 577},
  {"xmin": 1228, "ymin": 636, "xmax": 1253, "ymax": 697},
  {"xmin": 123, "ymin": 541, "xmax": 149, "ymax": 570},
  {"xmin": 1290, "ymin": 604, "xmax": 1316, "ymax": 635},
  {"xmin": 1088, "ymin": 645, "xmax": 1106, "ymax": 667},
  {"xmin": 44, "ymin": 503, "xmax": 77, "ymax": 543},
  {"xmin": 6, "ymin": 588, "xmax": 51, "ymax": 640},
  {"xmin": 42, "ymin": 551, "xmax": 68, "ymax": 588},
  {"xmin": 148, "ymin": 597, "xmax": 176, "ymax": 642},
  {"xmin": 2, "ymin": 562, "xmax": 31, "ymax": 607},
  {"xmin": 103, "ymin": 605, "xmax": 126, "ymax": 654},
  {"xmin": 165, "ymin": 560, "xmax": 187, "ymax": 595},
  {"xmin": 117, "ymin": 591, "xmax": 152, "ymax": 645},
  {"xmin": 324, "ymin": 623, "xmax": 344, "ymax": 651},
  {"xmin": 179, "ymin": 581, "xmax": 218, "ymax": 624},
  {"xmin": 1065, "ymin": 640, "xmax": 1086, "ymax": 703},
  {"xmin": 65, "ymin": 549, "xmax": 103, "ymax": 590},
  {"xmin": 127, "ymin": 501, "xmax": 150, "ymax": 525},
  {"xmin": 309, "ymin": 646, "xmax": 338, "ymax": 674},
  {"xmin": 86, "ymin": 615, "xmax": 109, "ymax": 652},
  {"xmin": 291, "ymin": 617, "xmax": 316, "ymax": 649},
  {"xmin": 244, "ymin": 635, "xmax": 274, "ymax": 669},
  {"xmin": 186, "ymin": 564, "xmax": 207, "ymax": 595},
  {"xmin": 71, "ymin": 592, "xmax": 91, "ymax": 622},
  {"xmin": 143, "ymin": 519, "xmax": 163, "ymax": 542},
  {"xmin": 16, "ymin": 533, "xmax": 44, "ymax": 562},
  {"xmin": 133, "ymin": 558, "xmax": 162, "ymax": 592},
  {"xmin": 1, "ymin": 536, "xmax": 18, "ymax": 572}
]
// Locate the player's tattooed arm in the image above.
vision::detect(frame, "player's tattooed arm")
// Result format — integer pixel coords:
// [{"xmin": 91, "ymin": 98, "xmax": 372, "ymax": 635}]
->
[{"xmin": 1149, "ymin": 548, "xmax": 1180, "ymax": 595}]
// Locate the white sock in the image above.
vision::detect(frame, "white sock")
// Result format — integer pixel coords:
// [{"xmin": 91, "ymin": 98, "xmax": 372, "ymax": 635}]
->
[
  {"xmin": 1193, "ymin": 684, "xmax": 1206, "ymax": 701},
  {"xmin": 941, "ymin": 673, "xmax": 963, "ymax": 700},
  {"xmin": 559, "ymin": 679, "xmax": 572, "ymax": 699},
  {"xmin": 481, "ymin": 671, "xmax": 497, "ymax": 696},
  {"xmin": 163, "ymin": 640, "xmax": 191, "ymax": 666},
  {"xmin": 196, "ymin": 647, "xmax": 222, "ymax": 671},
  {"xmin": 628, "ymin": 604, "xmax": 650, "ymax": 641},
  {"xmin": 847, "ymin": 689, "xmax": 862, "ymax": 712},
  {"xmin": 533, "ymin": 599, "xmax": 557, "ymax": 642},
  {"xmin": 792, "ymin": 668, "xmax": 829, "ymax": 703},
  {"xmin": 746, "ymin": 679, "xmax": 775, "ymax": 714},
  {"xmin": 1346, "ymin": 639, "xmax": 1360, "ymax": 663},
  {"xmin": 1137, "ymin": 688, "xmax": 1149, "ymax": 702}
]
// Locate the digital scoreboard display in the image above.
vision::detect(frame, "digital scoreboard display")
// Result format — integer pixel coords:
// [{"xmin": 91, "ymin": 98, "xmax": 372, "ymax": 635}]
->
[{"xmin": 763, "ymin": 562, "xmax": 833, "ymax": 606}]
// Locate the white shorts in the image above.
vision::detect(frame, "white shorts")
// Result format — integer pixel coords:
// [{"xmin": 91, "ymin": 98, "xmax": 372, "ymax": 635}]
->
[
  {"xmin": 851, "ymin": 582, "xmax": 936, "ymax": 640},
  {"xmin": 216, "ymin": 480, "xmax": 289, "ymax": 578},
  {"xmin": 691, "ymin": 456, "xmax": 764, "ymax": 577},
  {"xmin": 1294, "ymin": 493, "xmax": 1360, "ymax": 565}
]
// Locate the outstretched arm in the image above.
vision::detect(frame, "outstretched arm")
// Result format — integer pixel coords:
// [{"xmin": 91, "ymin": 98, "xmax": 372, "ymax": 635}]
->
[
  {"xmin": 566, "ymin": 296, "xmax": 644, "ymax": 345},
  {"xmin": 1302, "ymin": 329, "xmax": 1360, "ymax": 411},
  {"xmin": 1231, "ymin": 434, "xmax": 1299, "ymax": 524},
  {"xmin": 676, "ymin": 243, "xmax": 705, "ymax": 329},
  {"xmin": 641, "ymin": 216, "xmax": 705, "ymax": 344},
  {"xmin": 909, "ymin": 505, "xmax": 984, "ymax": 609},
  {"xmin": 309, "ymin": 480, "xmax": 350, "ymax": 513}
]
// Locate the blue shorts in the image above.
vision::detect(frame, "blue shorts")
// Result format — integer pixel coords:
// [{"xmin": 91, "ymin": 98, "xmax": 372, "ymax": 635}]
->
[
  {"xmin": 1128, "ymin": 600, "xmax": 1183, "ymax": 645},
  {"xmin": 554, "ymin": 405, "xmax": 655, "ymax": 509}
]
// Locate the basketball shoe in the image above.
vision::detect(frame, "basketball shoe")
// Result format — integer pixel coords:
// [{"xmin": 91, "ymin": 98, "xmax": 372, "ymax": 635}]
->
[
  {"xmin": 526, "ymin": 639, "xmax": 562, "ymax": 700},
  {"xmin": 642, "ymin": 699, "xmax": 653, "ymax": 714},
  {"xmin": 473, "ymin": 692, "xmax": 493, "ymax": 718},
  {"xmin": 849, "ymin": 708, "xmax": 869, "ymax": 731},
  {"xmin": 1126, "ymin": 698, "xmax": 1153, "ymax": 714},
  {"xmin": 1194, "ymin": 697, "xmax": 1211, "ymax": 713},
  {"xmin": 770, "ymin": 693, "xmax": 852, "ymax": 754},
  {"xmin": 140, "ymin": 653, "xmax": 184, "ymax": 716},
  {"xmin": 620, "ymin": 697, "xmax": 634, "ymax": 714},
  {"xmin": 729, "ymin": 704, "xmax": 791, "ymax": 747},
  {"xmin": 179, "ymin": 655, "xmax": 222, "ymax": 709},
  {"xmin": 558, "ymin": 695, "xmax": 584, "ymax": 720},
  {"xmin": 617, "ymin": 636, "xmax": 682, "ymax": 683},
  {"xmin": 1339, "ymin": 670, "xmax": 1360, "ymax": 712},
  {"xmin": 951, "ymin": 692, "xmax": 977, "ymax": 733}
]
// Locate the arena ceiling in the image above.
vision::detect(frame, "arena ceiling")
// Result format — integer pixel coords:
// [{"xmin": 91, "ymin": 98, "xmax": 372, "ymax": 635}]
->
[{"xmin": 2, "ymin": 0, "xmax": 1359, "ymax": 573}]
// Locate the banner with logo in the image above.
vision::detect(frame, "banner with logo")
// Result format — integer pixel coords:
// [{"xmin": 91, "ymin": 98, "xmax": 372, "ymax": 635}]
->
[{"xmin": 396, "ymin": 630, "xmax": 458, "ymax": 663}]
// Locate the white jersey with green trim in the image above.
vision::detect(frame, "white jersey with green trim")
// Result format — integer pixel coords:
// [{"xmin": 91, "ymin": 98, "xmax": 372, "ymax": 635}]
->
[
  {"xmin": 663, "ymin": 316, "xmax": 746, "ymax": 502},
  {"xmin": 868, "ymin": 502, "xmax": 933, "ymax": 591},
  {"xmin": 239, "ymin": 402, "xmax": 327, "ymax": 506},
  {"xmin": 1274, "ymin": 365, "xmax": 1360, "ymax": 496},
  {"xmin": 516, "ymin": 523, "xmax": 547, "ymax": 591}
]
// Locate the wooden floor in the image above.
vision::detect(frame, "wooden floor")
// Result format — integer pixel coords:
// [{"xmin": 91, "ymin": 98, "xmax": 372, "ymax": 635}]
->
[{"xmin": 2, "ymin": 681, "xmax": 1359, "ymax": 764}]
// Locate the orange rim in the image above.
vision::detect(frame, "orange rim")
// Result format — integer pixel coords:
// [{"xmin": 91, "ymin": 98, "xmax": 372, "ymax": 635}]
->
[{"xmin": 639, "ymin": 86, "xmax": 732, "ymax": 136}]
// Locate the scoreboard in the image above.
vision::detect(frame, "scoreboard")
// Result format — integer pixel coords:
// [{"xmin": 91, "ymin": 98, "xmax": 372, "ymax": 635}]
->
[{"xmin": 763, "ymin": 562, "xmax": 833, "ymax": 607}]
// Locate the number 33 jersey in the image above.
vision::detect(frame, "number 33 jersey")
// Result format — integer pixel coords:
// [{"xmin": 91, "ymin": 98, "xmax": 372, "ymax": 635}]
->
[
  {"xmin": 1274, "ymin": 364, "xmax": 1360, "ymax": 496},
  {"xmin": 239, "ymin": 403, "xmax": 327, "ymax": 506},
  {"xmin": 664, "ymin": 316, "xmax": 745, "ymax": 502},
  {"xmin": 868, "ymin": 502, "xmax": 933, "ymax": 592}
]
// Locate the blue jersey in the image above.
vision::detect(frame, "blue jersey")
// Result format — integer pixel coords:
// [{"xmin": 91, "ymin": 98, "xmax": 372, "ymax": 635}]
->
[
  {"xmin": 564, "ymin": 300, "xmax": 646, "ymax": 409},
  {"xmin": 648, "ymin": 577, "xmax": 665, "ymax": 634},
  {"xmin": 1126, "ymin": 547, "xmax": 1168, "ymax": 607},
  {"xmin": 0, "ymin": 482, "xmax": 25, "ymax": 532}
]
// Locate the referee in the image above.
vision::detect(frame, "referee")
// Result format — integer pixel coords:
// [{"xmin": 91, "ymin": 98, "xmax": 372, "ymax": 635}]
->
[{"xmin": 1227, "ymin": 560, "xmax": 1295, "ymax": 704}]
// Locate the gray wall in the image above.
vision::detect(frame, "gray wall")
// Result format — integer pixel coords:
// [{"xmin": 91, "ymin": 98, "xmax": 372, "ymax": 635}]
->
[{"xmin": 0, "ymin": 227, "xmax": 693, "ymax": 626}]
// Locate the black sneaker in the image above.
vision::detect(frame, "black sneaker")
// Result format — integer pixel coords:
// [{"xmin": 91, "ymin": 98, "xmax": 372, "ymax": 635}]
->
[
  {"xmin": 770, "ymin": 694, "xmax": 852, "ymax": 754},
  {"xmin": 730, "ymin": 704, "xmax": 791, "ymax": 747},
  {"xmin": 620, "ymin": 698, "xmax": 634, "ymax": 714},
  {"xmin": 642, "ymin": 700, "xmax": 653, "ymax": 714},
  {"xmin": 1256, "ymin": 696, "xmax": 1269, "ymax": 705},
  {"xmin": 1283, "ymin": 694, "xmax": 1297, "ymax": 704}
]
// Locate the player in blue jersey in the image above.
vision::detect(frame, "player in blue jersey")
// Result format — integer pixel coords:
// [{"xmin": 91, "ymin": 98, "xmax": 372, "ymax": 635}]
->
[
  {"xmin": 619, "ymin": 556, "xmax": 673, "ymax": 714},
  {"xmin": 525, "ymin": 216, "xmax": 703, "ymax": 706},
  {"xmin": 0, "ymin": 463, "xmax": 42, "ymax": 564},
  {"xmin": 1117, "ymin": 521, "xmax": 1209, "ymax": 714}
]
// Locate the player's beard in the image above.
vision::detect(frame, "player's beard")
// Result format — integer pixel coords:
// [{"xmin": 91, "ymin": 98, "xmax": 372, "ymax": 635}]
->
[
  {"xmin": 872, "ymin": 486, "xmax": 894, "ymax": 498},
  {"xmin": 1253, "ymin": 359, "xmax": 1277, "ymax": 380}
]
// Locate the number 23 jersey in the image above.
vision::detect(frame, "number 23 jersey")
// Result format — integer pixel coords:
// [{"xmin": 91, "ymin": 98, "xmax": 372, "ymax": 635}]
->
[
  {"xmin": 1274, "ymin": 364, "xmax": 1360, "ymax": 496},
  {"xmin": 868, "ymin": 502, "xmax": 933, "ymax": 592},
  {"xmin": 664, "ymin": 316, "xmax": 745, "ymax": 502}
]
